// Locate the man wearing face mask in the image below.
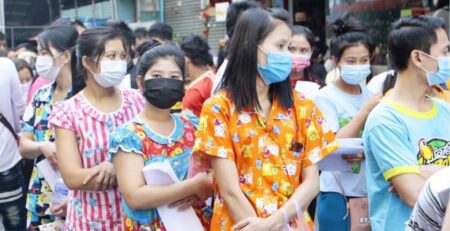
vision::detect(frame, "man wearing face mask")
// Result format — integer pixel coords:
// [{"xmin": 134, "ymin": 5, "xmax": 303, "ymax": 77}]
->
[{"xmin": 363, "ymin": 16, "xmax": 450, "ymax": 231}]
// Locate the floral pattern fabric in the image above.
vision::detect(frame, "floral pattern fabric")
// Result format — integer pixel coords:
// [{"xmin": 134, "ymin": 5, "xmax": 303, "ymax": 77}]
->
[
  {"xmin": 22, "ymin": 83, "xmax": 72, "ymax": 227},
  {"xmin": 108, "ymin": 114, "xmax": 211, "ymax": 231},
  {"xmin": 192, "ymin": 90, "xmax": 338, "ymax": 231}
]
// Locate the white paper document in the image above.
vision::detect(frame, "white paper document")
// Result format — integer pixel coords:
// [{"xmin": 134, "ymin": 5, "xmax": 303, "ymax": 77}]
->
[
  {"xmin": 36, "ymin": 159, "xmax": 62, "ymax": 191},
  {"xmin": 142, "ymin": 161, "xmax": 203, "ymax": 231},
  {"xmin": 295, "ymin": 81, "xmax": 321, "ymax": 99},
  {"xmin": 319, "ymin": 138, "xmax": 364, "ymax": 171}
]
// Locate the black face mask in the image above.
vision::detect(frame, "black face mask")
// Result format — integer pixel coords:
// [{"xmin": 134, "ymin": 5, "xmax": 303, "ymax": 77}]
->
[{"xmin": 143, "ymin": 78, "xmax": 185, "ymax": 109}]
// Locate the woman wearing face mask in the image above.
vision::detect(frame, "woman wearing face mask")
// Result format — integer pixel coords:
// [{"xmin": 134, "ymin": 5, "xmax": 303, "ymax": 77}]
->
[
  {"xmin": 109, "ymin": 44, "xmax": 213, "ymax": 231},
  {"xmin": 48, "ymin": 27, "xmax": 144, "ymax": 230},
  {"xmin": 18, "ymin": 24, "xmax": 78, "ymax": 229},
  {"xmin": 192, "ymin": 8, "xmax": 338, "ymax": 231},
  {"xmin": 289, "ymin": 26, "xmax": 324, "ymax": 88},
  {"xmin": 314, "ymin": 18, "xmax": 381, "ymax": 231},
  {"xmin": 13, "ymin": 59, "xmax": 35, "ymax": 104}
]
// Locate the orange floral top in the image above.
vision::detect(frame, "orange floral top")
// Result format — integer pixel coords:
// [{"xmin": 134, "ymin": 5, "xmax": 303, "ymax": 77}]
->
[{"xmin": 192, "ymin": 90, "xmax": 338, "ymax": 231}]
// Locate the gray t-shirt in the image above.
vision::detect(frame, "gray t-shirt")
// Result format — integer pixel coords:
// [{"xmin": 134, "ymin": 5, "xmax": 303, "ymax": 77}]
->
[
  {"xmin": 314, "ymin": 83, "xmax": 372, "ymax": 197},
  {"xmin": 407, "ymin": 167, "xmax": 450, "ymax": 231}
]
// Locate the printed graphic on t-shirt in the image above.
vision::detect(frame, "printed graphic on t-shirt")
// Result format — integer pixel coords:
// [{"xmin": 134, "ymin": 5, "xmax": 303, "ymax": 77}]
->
[{"xmin": 417, "ymin": 138, "xmax": 450, "ymax": 165}]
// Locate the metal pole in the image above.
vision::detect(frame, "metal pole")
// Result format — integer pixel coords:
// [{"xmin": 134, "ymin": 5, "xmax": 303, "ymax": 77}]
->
[
  {"xmin": 0, "ymin": 0, "xmax": 5, "ymax": 34},
  {"xmin": 74, "ymin": 0, "xmax": 79, "ymax": 18},
  {"xmin": 11, "ymin": 28, "xmax": 14, "ymax": 48},
  {"xmin": 159, "ymin": 0, "xmax": 164, "ymax": 22},
  {"xmin": 136, "ymin": 0, "xmax": 141, "ymax": 22},
  {"xmin": 110, "ymin": 0, "xmax": 118, "ymax": 20},
  {"xmin": 92, "ymin": 0, "xmax": 96, "ymax": 26}
]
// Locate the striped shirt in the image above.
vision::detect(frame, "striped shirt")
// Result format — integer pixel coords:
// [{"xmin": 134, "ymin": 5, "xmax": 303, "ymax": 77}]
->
[
  {"xmin": 407, "ymin": 167, "xmax": 450, "ymax": 231},
  {"xmin": 49, "ymin": 88, "xmax": 144, "ymax": 231}
]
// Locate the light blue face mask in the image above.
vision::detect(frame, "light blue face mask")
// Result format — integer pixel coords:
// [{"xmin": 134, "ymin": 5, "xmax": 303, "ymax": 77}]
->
[
  {"xmin": 419, "ymin": 52, "xmax": 450, "ymax": 86},
  {"xmin": 257, "ymin": 46, "xmax": 292, "ymax": 85},
  {"xmin": 340, "ymin": 64, "xmax": 371, "ymax": 85}
]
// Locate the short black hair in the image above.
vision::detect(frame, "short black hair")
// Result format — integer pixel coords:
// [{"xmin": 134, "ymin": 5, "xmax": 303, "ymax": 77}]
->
[
  {"xmin": 330, "ymin": 18, "xmax": 374, "ymax": 61},
  {"xmin": 0, "ymin": 32, "xmax": 5, "ymax": 41},
  {"xmin": 388, "ymin": 15, "xmax": 445, "ymax": 71},
  {"xmin": 136, "ymin": 39, "xmax": 161, "ymax": 58},
  {"xmin": 106, "ymin": 21, "xmax": 134, "ymax": 57},
  {"xmin": 148, "ymin": 22, "xmax": 173, "ymax": 42},
  {"xmin": 138, "ymin": 44, "xmax": 185, "ymax": 80},
  {"xmin": 180, "ymin": 34, "xmax": 212, "ymax": 67},
  {"xmin": 134, "ymin": 27, "xmax": 148, "ymax": 39},
  {"xmin": 226, "ymin": 1, "xmax": 262, "ymax": 39},
  {"xmin": 292, "ymin": 26, "xmax": 315, "ymax": 48},
  {"xmin": 222, "ymin": 8, "xmax": 293, "ymax": 111}
]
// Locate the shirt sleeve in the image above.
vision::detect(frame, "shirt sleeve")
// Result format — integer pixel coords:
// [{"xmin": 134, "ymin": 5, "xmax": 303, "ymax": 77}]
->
[
  {"xmin": 297, "ymin": 97, "xmax": 339, "ymax": 167},
  {"xmin": 9, "ymin": 64, "xmax": 25, "ymax": 130},
  {"xmin": 192, "ymin": 95, "xmax": 235, "ymax": 162},
  {"xmin": 108, "ymin": 124, "xmax": 145, "ymax": 162},
  {"xmin": 365, "ymin": 123, "xmax": 419, "ymax": 181},
  {"xmin": 314, "ymin": 92, "xmax": 340, "ymax": 133},
  {"xmin": 48, "ymin": 101, "xmax": 75, "ymax": 133},
  {"xmin": 182, "ymin": 87, "xmax": 204, "ymax": 117},
  {"xmin": 21, "ymin": 103, "xmax": 35, "ymax": 134}
]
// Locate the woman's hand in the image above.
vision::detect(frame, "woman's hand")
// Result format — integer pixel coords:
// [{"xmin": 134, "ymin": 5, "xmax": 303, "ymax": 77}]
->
[
  {"xmin": 50, "ymin": 197, "xmax": 69, "ymax": 217},
  {"xmin": 232, "ymin": 213, "xmax": 286, "ymax": 231},
  {"xmin": 39, "ymin": 141, "xmax": 58, "ymax": 171},
  {"xmin": 341, "ymin": 152, "xmax": 364, "ymax": 165},
  {"xmin": 169, "ymin": 195, "xmax": 199, "ymax": 210},
  {"xmin": 82, "ymin": 161, "xmax": 116, "ymax": 191},
  {"xmin": 192, "ymin": 172, "xmax": 213, "ymax": 201}
]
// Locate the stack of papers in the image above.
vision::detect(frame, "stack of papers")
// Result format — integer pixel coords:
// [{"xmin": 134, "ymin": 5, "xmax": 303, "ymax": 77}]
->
[
  {"xmin": 294, "ymin": 81, "xmax": 321, "ymax": 99},
  {"xmin": 36, "ymin": 159, "xmax": 62, "ymax": 191},
  {"xmin": 142, "ymin": 161, "xmax": 203, "ymax": 231},
  {"xmin": 319, "ymin": 138, "xmax": 364, "ymax": 171}
]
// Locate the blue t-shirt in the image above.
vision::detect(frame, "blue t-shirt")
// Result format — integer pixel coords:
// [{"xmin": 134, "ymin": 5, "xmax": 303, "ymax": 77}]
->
[{"xmin": 363, "ymin": 98, "xmax": 450, "ymax": 231}]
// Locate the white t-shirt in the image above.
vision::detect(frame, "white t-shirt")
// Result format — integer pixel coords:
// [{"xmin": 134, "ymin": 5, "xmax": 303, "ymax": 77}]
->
[
  {"xmin": 0, "ymin": 58, "xmax": 25, "ymax": 172},
  {"xmin": 211, "ymin": 59, "xmax": 228, "ymax": 95},
  {"xmin": 314, "ymin": 83, "xmax": 372, "ymax": 197},
  {"xmin": 367, "ymin": 70, "xmax": 395, "ymax": 94}
]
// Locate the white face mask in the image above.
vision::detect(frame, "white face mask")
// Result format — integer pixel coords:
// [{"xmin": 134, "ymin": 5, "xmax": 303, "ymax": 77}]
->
[
  {"xmin": 21, "ymin": 81, "xmax": 31, "ymax": 98},
  {"xmin": 35, "ymin": 55, "xmax": 63, "ymax": 82},
  {"xmin": 92, "ymin": 60, "xmax": 127, "ymax": 88}
]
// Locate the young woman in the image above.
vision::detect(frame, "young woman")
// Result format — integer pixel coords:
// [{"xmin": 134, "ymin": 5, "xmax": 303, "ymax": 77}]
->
[
  {"xmin": 19, "ymin": 24, "xmax": 78, "ymax": 229},
  {"xmin": 289, "ymin": 26, "xmax": 325, "ymax": 88},
  {"xmin": 192, "ymin": 8, "xmax": 338, "ymax": 230},
  {"xmin": 109, "ymin": 44, "xmax": 213, "ymax": 231},
  {"xmin": 314, "ymin": 18, "xmax": 380, "ymax": 231},
  {"xmin": 48, "ymin": 27, "xmax": 144, "ymax": 230}
]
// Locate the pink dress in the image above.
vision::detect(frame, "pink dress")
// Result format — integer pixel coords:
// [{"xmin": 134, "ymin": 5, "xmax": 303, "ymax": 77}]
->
[{"xmin": 49, "ymin": 89, "xmax": 144, "ymax": 231}]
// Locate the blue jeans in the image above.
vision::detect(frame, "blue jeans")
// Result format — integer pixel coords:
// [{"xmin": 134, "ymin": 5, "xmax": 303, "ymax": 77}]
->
[
  {"xmin": 317, "ymin": 192, "xmax": 350, "ymax": 231},
  {"xmin": 0, "ymin": 161, "xmax": 27, "ymax": 231}
]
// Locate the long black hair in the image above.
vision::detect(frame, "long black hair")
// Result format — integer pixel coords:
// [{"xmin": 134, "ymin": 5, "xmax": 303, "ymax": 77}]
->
[
  {"xmin": 221, "ymin": 8, "xmax": 293, "ymax": 112},
  {"xmin": 37, "ymin": 24, "xmax": 78, "ymax": 96},
  {"xmin": 73, "ymin": 26, "xmax": 125, "ymax": 95},
  {"xmin": 138, "ymin": 44, "xmax": 185, "ymax": 82},
  {"xmin": 330, "ymin": 18, "xmax": 374, "ymax": 62}
]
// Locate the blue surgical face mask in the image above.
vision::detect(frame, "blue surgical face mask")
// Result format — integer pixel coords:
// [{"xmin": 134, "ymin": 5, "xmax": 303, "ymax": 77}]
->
[
  {"xmin": 257, "ymin": 46, "xmax": 292, "ymax": 85},
  {"xmin": 419, "ymin": 52, "xmax": 450, "ymax": 86},
  {"xmin": 340, "ymin": 64, "xmax": 371, "ymax": 85}
]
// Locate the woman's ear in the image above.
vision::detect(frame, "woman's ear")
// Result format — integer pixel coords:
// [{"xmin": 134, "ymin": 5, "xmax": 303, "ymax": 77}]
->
[
  {"xmin": 82, "ymin": 56, "xmax": 95, "ymax": 74},
  {"xmin": 62, "ymin": 51, "xmax": 72, "ymax": 65},
  {"xmin": 136, "ymin": 75, "xmax": 143, "ymax": 91}
]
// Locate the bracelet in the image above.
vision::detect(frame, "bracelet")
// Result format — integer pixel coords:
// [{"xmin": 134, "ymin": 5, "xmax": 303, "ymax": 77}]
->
[
  {"xmin": 281, "ymin": 208, "xmax": 289, "ymax": 225},
  {"xmin": 292, "ymin": 200, "xmax": 302, "ymax": 219}
]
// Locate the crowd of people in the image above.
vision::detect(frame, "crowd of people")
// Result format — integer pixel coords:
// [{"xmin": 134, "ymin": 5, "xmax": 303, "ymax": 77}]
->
[{"xmin": 0, "ymin": 1, "xmax": 449, "ymax": 231}]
